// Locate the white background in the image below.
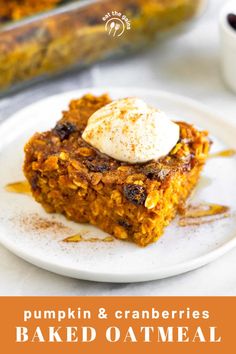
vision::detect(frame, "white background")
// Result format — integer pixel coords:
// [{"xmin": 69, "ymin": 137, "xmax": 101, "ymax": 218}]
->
[{"xmin": 0, "ymin": 0, "xmax": 236, "ymax": 295}]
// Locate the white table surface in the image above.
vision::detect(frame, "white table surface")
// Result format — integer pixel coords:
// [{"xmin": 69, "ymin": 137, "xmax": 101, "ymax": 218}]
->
[{"xmin": 0, "ymin": 0, "xmax": 236, "ymax": 296}]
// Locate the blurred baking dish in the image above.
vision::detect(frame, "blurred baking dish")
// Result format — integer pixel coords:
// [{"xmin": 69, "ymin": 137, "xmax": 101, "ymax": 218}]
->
[{"xmin": 0, "ymin": 0, "xmax": 207, "ymax": 95}]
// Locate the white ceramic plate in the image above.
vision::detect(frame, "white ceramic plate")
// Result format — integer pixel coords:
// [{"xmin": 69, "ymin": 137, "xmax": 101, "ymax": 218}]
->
[{"xmin": 0, "ymin": 87, "xmax": 236, "ymax": 283}]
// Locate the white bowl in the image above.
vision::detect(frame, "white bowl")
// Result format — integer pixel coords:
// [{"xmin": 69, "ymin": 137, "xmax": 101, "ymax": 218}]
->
[{"xmin": 219, "ymin": 1, "xmax": 236, "ymax": 93}]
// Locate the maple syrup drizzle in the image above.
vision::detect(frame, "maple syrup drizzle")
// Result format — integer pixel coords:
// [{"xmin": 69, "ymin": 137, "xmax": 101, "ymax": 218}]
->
[
  {"xmin": 179, "ymin": 203, "xmax": 230, "ymax": 227},
  {"xmin": 179, "ymin": 214, "xmax": 229, "ymax": 227},
  {"xmin": 5, "ymin": 181, "xmax": 31, "ymax": 195},
  {"xmin": 209, "ymin": 149, "xmax": 236, "ymax": 158},
  {"xmin": 63, "ymin": 234, "xmax": 114, "ymax": 243}
]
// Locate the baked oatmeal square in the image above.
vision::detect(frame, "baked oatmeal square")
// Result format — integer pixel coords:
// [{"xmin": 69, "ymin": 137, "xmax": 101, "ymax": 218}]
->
[{"xmin": 24, "ymin": 94, "xmax": 210, "ymax": 246}]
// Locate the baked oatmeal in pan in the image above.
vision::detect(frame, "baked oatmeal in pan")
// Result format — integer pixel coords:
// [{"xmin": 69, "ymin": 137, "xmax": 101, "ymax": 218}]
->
[{"xmin": 24, "ymin": 93, "xmax": 210, "ymax": 246}]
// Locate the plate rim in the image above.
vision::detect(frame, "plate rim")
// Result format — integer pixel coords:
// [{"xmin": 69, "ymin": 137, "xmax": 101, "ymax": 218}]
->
[{"xmin": 0, "ymin": 87, "xmax": 236, "ymax": 283}]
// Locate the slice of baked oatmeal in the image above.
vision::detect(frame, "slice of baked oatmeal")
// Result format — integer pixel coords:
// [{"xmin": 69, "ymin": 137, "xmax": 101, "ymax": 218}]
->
[{"xmin": 24, "ymin": 93, "xmax": 210, "ymax": 246}]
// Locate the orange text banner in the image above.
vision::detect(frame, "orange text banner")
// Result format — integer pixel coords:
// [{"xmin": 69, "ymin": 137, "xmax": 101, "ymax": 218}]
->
[{"xmin": 0, "ymin": 296, "xmax": 235, "ymax": 354}]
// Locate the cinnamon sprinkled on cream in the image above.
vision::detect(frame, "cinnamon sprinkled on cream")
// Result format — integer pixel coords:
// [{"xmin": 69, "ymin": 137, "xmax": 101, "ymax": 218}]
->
[{"xmin": 82, "ymin": 97, "xmax": 180, "ymax": 163}]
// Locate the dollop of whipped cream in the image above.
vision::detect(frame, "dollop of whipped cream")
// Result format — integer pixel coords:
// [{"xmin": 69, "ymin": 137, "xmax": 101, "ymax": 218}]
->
[{"xmin": 82, "ymin": 97, "xmax": 180, "ymax": 163}]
